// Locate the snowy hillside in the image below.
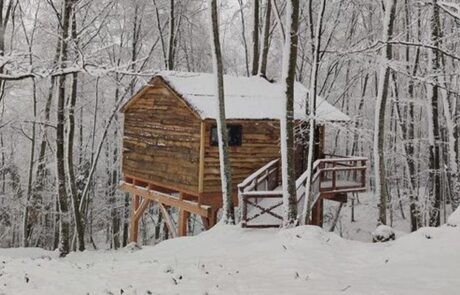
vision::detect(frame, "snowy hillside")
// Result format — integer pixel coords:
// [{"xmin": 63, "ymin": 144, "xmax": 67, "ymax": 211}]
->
[{"xmin": 1, "ymin": 214, "xmax": 459, "ymax": 295}]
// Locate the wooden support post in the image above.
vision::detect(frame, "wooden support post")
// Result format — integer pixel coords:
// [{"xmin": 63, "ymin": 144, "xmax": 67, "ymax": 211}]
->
[
  {"xmin": 242, "ymin": 195, "xmax": 248, "ymax": 228},
  {"xmin": 311, "ymin": 197, "xmax": 324, "ymax": 227},
  {"xmin": 178, "ymin": 209, "xmax": 189, "ymax": 237},
  {"xmin": 319, "ymin": 198, "xmax": 324, "ymax": 226},
  {"xmin": 202, "ymin": 208, "xmax": 218, "ymax": 230},
  {"xmin": 198, "ymin": 122, "xmax": 205, "ymax": 205},
  {"xmin": 210, "ymin": 209, "xmax": 218, "ymax": 227},
  {"xmin": 332, "ymin": 162, "xmax": 337, "ymax": 191},
  {"xmin": 177, "ymin": 193, "xmax": 189, "ymax": 237},
  {"xmin": 129, "ymin": 194, "xmax": 140, "ymax": 243}
]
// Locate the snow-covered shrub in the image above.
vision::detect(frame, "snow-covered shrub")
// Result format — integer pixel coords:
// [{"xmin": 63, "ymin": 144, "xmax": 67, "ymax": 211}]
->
[{"xmin": 372, "ymin": 225, "xmax": 395, "ymax": 243}]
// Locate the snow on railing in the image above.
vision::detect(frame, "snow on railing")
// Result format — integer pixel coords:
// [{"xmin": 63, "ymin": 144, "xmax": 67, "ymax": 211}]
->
[{"xmin": 238, "ymin": 155, "xmax": 368, "ymax": 228}]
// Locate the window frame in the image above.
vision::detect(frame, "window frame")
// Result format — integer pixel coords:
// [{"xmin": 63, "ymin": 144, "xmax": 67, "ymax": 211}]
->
[{"xmin": 210, "ymin": 124, "xmax": 242, "ymax": 147}]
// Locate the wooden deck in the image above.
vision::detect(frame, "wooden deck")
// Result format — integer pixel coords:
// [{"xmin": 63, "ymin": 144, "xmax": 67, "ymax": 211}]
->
[
  {"xmin": 121, "ymin": 155, "xmax": 367, "ymax": 242},
  {"xmin": 238, "ymin": 155, "xmax": 367, "ymax": 228}
]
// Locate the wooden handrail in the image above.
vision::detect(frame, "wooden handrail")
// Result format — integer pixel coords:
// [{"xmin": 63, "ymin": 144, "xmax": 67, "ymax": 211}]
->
[
  {"xmin": 238, "ymin": 158, "xmax": 279, "ymax": 190},
  {"xmin": 239, "ymin": 155, "xmax": 368, "ymax": 228}
]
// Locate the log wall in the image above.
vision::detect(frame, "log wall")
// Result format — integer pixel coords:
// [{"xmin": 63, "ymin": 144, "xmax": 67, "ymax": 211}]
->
[
  {"xmin": 202, "ymin": 119, "xmax": 280, "ymax": 193},
  {"xmin": 122, "ymin": 81, "xmax": 201, "ymax": 194}
]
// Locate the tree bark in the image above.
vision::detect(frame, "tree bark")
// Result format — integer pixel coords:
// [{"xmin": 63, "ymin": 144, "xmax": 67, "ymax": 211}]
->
[
  {"xmin": 251, "ymin": 0, "xmax": 260, "ymax": 75},
  {"xmin": 428, "ymin": 0, "xmax": 442, "ymax": 227},
  {"xmin": 302, "ymin": 0, "xmax": 326, "ymax": 225},
  {"xmin": 258, "ymin": 0, "xmax": 272, "ymax": 78},
  {"xmin": 280, "ymin": 0, "xmax": 299, "ymax": 226},
  {"xmin": 373, "ymin": 0, "xmax": 397, "ymax": 226},
  {"xmin": 67, "ymin": 8, "xmax": 85, "ymax": 252},
  {"xmin": 208, "ymin": 0, "xmax": 235, "ymax": 224},
  {"xmin": 55, "ymin": 0, "xmax": 74, "ymax": 257},
  {"xmin": 237, "ymin": 0, "xmax": 250, "ymax": 76},
  {"xmin": 167, "ymin": 0, "xmax": 175, "ymax": 70}
]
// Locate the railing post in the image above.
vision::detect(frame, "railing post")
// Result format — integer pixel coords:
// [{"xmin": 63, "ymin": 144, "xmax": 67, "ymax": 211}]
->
[
  {"xmin": 319, "ymin": 162, "xmax": 324, "ymax": 191},
  {"xmin": 237, "ymin": 185, "xmax": 243, "ymax": 224},
  {"xmin": 353, "ymin": 159, "xmax": 357, "ymax": 182},
  {"xmin": 275, "ymin": 159, "xmax": 280, "ymax": 186},
  {"xmin": 265, "ymin": 169, "xmax": 269, "ymax": 190},
  {"xmin": 242, "ymin": 194, "xmax": 248, "ymax": 228},
  {"xmin": 361, "ymin": 159, "xmax": 366, "ymax": 187},
  {"xmin": 332, "ymin": 161, "xmax": 336, "ymax": 191}
]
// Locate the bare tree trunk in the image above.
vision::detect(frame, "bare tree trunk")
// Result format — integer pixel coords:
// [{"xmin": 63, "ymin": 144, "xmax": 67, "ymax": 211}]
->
[
  {"xmin": 208, "ymin": 0, "xmax": 235, "ymax": 224},
  {"xmin": 351, "ymin": 73, "xmax": 369, "ymax": 155},
  {"xmin": 167, "ymin": 0, "xmax": 175, "ymax": 70},
  {"xmin": 280, "ymin": 0, "xmax": 299, "ymax": 226},
  {"xmin": 251, "ymin": 0, "xmax": 260, "ymax": 75},
  {"xmin": 23, "ymin": 78, "xmax": 36, "ymax": 247},
  {"xmin": 152, "ymin": 0, "xmax": 167, "ymax": 69},
  {"xmin": 67, "ymin": 9, "xmax": 85, "ymax": 252},
  {"xmin": 271, "ymin": 0, "xmax": 285, "ymax": 42},
  {"xmin": 237, "ymin": 0, "xmax": 250, "ymax": 76},
  {"xmin": 428, "ymin": 0, "xmax": 442, "ymax": 227},
  {"xmin": 55, "ymin": 0, "xmax": 74, "ymax": 257},
  {"xmin": 20, "ymin": 2, "xmax": 38, "ymax": 247},
  {"xmin": 402, "ymin": 0, "xmax": 421, "ymax": 231},
  {"xmin": 302, "ymin": 0, "xmax": 326, "ymax": 225},
  {"xmin": 258, "ymin": 0, "xmax": 272, "ymax": 78},
  {"xmin": 373, "ymin": 0, "xmax": 396, "ymax": 226}
]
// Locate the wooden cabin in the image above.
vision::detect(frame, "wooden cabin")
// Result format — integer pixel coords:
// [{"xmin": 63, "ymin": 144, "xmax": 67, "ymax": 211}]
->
[{"xmin": 119, "ymin": 71, "xmax": 366, "ymax": 241}]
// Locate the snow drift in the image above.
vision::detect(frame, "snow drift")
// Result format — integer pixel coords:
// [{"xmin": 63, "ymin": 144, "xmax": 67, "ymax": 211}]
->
[{"xmin": 0, "ymin": 220, "xmax": 459, "ymax": 294}]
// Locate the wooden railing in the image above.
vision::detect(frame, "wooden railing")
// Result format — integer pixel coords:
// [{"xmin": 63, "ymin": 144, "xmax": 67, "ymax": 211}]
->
[
  {"xmin": 238, "ymin": 155, "xmax": 367, "ymax": 228},
  {"xmin": 237, "ymin": 159, "xmax": 282, "ymax": 228}
]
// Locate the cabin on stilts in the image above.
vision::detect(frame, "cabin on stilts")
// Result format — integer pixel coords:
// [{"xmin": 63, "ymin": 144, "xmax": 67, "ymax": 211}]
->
[{"xmin": 119, "ymin": 71, "xmax": 368, "ymax": 242}]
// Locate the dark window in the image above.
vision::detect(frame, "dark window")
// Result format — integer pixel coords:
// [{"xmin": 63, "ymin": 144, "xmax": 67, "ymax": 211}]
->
[{"xmin": 210, "ymin": 124, "xmax": 242, "ymax": 146}]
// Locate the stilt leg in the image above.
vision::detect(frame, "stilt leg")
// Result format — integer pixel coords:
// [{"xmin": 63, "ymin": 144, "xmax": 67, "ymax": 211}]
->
[
  {"xmin": 311, "ymin": 197, "xmax": 324, "ymax": 226},
  {"xmin": 129, "ymin": 194, "xmax": 140, "ymax": 243},
  {"xmin": 178, "ymin": 209, "xmax": 189, "ymax": 237}
]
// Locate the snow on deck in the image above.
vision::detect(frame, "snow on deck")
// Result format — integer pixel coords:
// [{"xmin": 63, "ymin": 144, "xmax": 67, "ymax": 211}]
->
[
  {"xmin": 1, "ymin": 223, "xmax": 459, "ymax": 294},
  {"xmin": 158, "ymin": 71, "xmax": 350, "ymax": 121}
]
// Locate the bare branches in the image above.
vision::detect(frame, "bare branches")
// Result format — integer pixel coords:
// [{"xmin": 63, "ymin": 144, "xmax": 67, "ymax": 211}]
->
[{"xmin": 437, "ymin": 1, "xmax": 460, "ymax": 19}]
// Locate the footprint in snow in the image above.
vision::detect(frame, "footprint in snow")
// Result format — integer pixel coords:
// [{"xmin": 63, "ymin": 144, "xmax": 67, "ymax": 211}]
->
[{"xmin": 162, "ymin": 265, "xmax": 174, "ymax": 273}]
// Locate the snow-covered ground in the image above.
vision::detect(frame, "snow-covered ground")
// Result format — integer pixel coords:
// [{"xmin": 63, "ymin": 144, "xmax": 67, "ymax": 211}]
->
[
  {"xmin": 1, "ymin": 210, "xmax": 459, "ymax": 295},
  {"xmin": 323, "ymin": 193, "xmax": 412, "ymax": 242}
]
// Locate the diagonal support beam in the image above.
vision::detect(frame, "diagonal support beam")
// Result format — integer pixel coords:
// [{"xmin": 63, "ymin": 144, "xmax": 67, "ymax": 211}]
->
[
  {"xmin": 159, "ymin": 203, "xmax": 177, "ymax": 239},
  {"xmin": 133, "ymin": 197, "xmax": 151, "ymax": 221}
]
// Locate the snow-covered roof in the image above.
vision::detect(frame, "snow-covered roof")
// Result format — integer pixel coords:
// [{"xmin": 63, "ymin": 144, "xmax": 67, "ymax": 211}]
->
[{"xmin": 156, "ymin": 71, "xmax": 350, "ymax": 121}]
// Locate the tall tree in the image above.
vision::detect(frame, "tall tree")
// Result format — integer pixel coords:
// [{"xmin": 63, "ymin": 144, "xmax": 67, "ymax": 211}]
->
[
  {"xmin": 403, "ymin": 0, "xmax": 421, "ymax": 231},
  {"xmin": 428, "ymin": 0, "xmax": 442, "ymax": 226},
  {"xmin": 251, "ymin": 0, "xmax": 260, "ymax": 75},
  {"xmin": 280, "ymin": 0, "xmax": 299, "ymax": 226},
  {"xmin": 55, "ymin": 0, "xmax": 75, "ymax": 256},
  {"xmin": 67, "ymin": 6, "xmax": 85, "ymax": 252},
  {"xmin": 237, "ymin": 0, "xmax": 250, "ymax": 76},
  {"xmin": 373, "ymin": 0, "xmax": 397, "ymax": 226},
  {"xmin": 167, "ymin": 0, "xmax": 175, "ymax": 70},
  {"xmin": 208, "ymin": 0, "xmax": 235, "ymax": 224},
  {"xmin": 301, "ymin": 0, "xmax": 326, "ymax": 225},
  {"xmin": 258, "ymin": 0, "xmax": 272, "ymax": 78}
]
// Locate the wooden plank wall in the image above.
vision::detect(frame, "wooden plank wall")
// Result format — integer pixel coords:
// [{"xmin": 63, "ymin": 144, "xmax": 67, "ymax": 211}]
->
[
  {"xmin": 202, "ymin": 119, "xmax": 280, "ymax": 193},
  {"xmin": 122, "ymin": 84, "xmax": 201, "ymax": 194}
]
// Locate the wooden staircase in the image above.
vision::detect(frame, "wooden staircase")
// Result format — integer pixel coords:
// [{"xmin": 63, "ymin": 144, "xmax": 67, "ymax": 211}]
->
[{"xmin": 238, "ymin": 155, "xmax": 368, "ymax": 228}]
